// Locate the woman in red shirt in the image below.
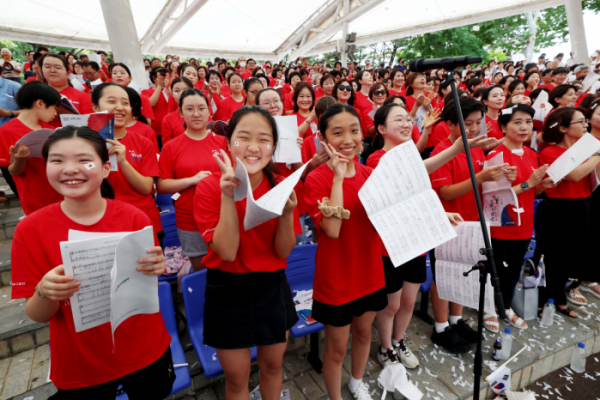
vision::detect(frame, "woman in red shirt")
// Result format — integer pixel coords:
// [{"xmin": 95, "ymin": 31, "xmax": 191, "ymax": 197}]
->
[
  {"xmin": 194, "ymin": 107, "xmax": 300, "ymax": 400},
  {"xmin": 317, "ymin": 74, "xmax": 336, "ymax": 100},
  {"xmin": 158, "ymin": 89, "xmax": 225, "ymax": 271},
  {"xmin": 92, "ymin": 83, "xmax": 164, "ymax": 247},
  {"xmin": 535, "ymin": 107, "xmax": 600, "ymax": 318},
  {"xmin": 353, "ymin": 70, "xmax": 374, "ymax": 115},
  {"xmin": 549, "ymin": 85, "xmax": 578, "ymax": 109},
  {"xmin": 361, "ymin": 82, "xmax": 388, "ymax": 142},
  {"xmin": 292, "ymin": 82, "xmax": 316, "ymax": 139},
  {"xmin": 524, "ymin": 71, "xmax": 540, "ymax": 96},
  {"xmin": 197, "ymin": 66, "xmax": 209, "ymax": 90},
  {"xmin": 12, "ymin": 126, "xmax": 172, "ymax": 398},
  {"xmin": 142, "ymin": 67, "xmax": 169, "ymax": 148},
  {"xmin": 110, "ymin": 63, "xmax": 155, "ymax": 125},
  {"xmin": 124, "ymin": 87, "xmax": 160, "ymax": 154},
  {"xmin": 304, "ymin": 104, "xmax": 387, "ymax": 399},
  {"xmin": 300, "ymin": 96, "xmax": 335, "ymax": 175},
  {"xmin": 332, "ymin": 78, "xmax": 355, "ymax": 107},
  {"xmin": 482, "ymin": 86, "xmax": 507, "ymax": 142},
  {"xmin": 0, "ymin": 82, "xmax": 64, "ymax": 215},
  {"xmin": 42, "ymin": 54, "xmax": 93, "ymax": 128},
  {"xmin": 404, "ymin": 72, "xmax": 434, "ymax": 115},
  {"xmin": 282, "ymin": 72, "xmax": 301, "ymax": 115},
  {"xmin": 179, "ymin": 64, "xmax": 199, "ymax": 88},
  {"xmin": 161, "ymin": 77, "xmax": 193, "ymax": 145},
  {"xmin": 213, "ymin": 72, "xmax": 244, "ymax": 122},
  {"xmin": 486, "ymin": 104, "xmax": 555, "ymax": 330}
]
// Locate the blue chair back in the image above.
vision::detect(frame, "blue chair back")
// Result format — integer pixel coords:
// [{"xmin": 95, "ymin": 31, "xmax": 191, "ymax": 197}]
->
[
  {"xmin": 420, "ymin": 252, "xmax": 433, "ymax": 292},
  {"xmin": 285, "ymin": 244, "xmax": 318, "ymax": 291}
]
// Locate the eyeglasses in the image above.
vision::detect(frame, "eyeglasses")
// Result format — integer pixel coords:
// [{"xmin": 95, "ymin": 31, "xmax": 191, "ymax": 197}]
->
[
  {"xmin": 338, "ymin": 85, "xmax": 352, "ymax": 92},
  {"xmin": 373, "ymin": 90, "xmax": 386, "ymax": 96},
  {"xmin": 388, "ymin": 117, "xmax": 414, "ymax": 126},
  {"xmin": 183, "ymin": 107, "xmax": 208, "ymax": 115},
  {"xmin": 260, "ymin": 100, "xmax": 282, "ymax": 108},
  {"xmin": 569, "ymin": 119, "xmax": 588, "ymax": 126}
]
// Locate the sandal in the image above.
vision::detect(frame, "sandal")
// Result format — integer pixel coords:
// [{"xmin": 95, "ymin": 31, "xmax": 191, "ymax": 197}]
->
[
  {"xmin": 505, "ymin": 308, "xmax": 528, "ymax": 330},
  {"xmin": 566, "ymin": 288, "xmax": 588, "ymax": 306},
  {"xmin": 557, "ymin": 306, "xmax": 578, "ymax": 319},
  {"xmin": 483, "ymin": 312, "xmax": 499, "ymax": 333},
  {"xmin": 580, "ymin": 282, "xmax": 600, "ymax": 299}
]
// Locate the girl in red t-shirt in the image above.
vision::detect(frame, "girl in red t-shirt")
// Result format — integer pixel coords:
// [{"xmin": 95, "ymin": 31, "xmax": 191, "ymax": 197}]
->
[
  {"xmin": 482, "ymin": 85, "xmax": 507, "ymax": 145},
  {"xmin": 318, "ymin": 74, "xmax": 336, "ymax": 100},
  {"xmin": 485, "ymin": 104, "xmax": 556, "ymax": 331},
  {"xmin": 194, "ymin": 107, "xmax": 299, "ymax": 400},
  {"xmin": 92, "ymin": 83, "xmax": 164, "ymax": 246},
  {"xmin": 124, "ymin": 87, "xmax": 160, "ymax": 154},
  {"xmin": 242, "ymin": 77, "xmax": 263, "ymax": 107},
  {"xmin": 0, "ymin": 82, "xmax": 64, "ymax": 215},
  {"xmin": 535, "ymin": 107, "xmax": 600, "ymax": 318},
  {"xmin": 158, "ymin": 89, "xmax": 225, "ymax": 271},
  {"xmin": 142, "ymin": 67, "xmax": 169, "ymax": 145},
  {"xmin": 110, "ymin": 63, "xmax": 155, "ymax": 124},
  {"xmin": 387, "ymin": 68, "xmax": 406, "ymax": 97},
  {"xmin": 282, "ymin": 72, "xmax": 301, "ymax": 115},
  {"xmin": 161, "ymin": 77, "xmax": 193, "ymax": 145},
  {"xmin": 304, "ymin": 104, "xmax": 387, "ymax": 399},
  {"xmin": 300, "ymin": 96, "xmax": 336, "ymax": 175},
  {"xmin": 213, "ymin": 72, "xmax": 244, "ymax": 122},
  {"xmin": 12, "ymin": 126, "xmax": 172, "ymax": 398},
  {"xmin": 524, "ymin": 71, "xmax": 540, "ymax": 94},
  {"xmin": 292, "ymin": 82, "xmax": 317, "ymax": 139}
]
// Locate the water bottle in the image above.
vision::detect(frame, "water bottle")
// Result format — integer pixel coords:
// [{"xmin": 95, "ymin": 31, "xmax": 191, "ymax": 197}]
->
[
  {"xmin": 540, "ymin": 298, "xmax": 555, "ymax": 327},
  {"xmin": 501, "ymin": 328, "xmax": 513, "ymax": 360},
  {"xmin": 570, "ymin": 342, "xmax": 586, "ymax": 373}
]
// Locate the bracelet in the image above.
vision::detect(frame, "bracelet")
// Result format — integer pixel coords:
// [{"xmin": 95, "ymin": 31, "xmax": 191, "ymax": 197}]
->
[
  {"xmin": 318, "ymin": 197, "xmax": 350, "ymax": 220},
  {"xmin": 35, "ymin": 284, "xmax": 48, "ymax": 299},
  {"xmin": 304, "ymin": 119, "xmax": 310, "ymax": 125}
]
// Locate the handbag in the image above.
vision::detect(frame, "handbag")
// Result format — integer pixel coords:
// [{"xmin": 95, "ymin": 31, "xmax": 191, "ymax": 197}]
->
[{"xmin": 512, "ymin": 258, "xmax": 545, "ymax": 321}]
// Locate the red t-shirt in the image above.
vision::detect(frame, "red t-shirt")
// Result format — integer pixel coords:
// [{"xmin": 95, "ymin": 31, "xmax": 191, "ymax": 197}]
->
[
  {"xmin": 140, "ymin": 95, "xmax": 155, "ymax": 122},
  {"xmin": 486, "ymin": 114, "xmax": 504, "ymax": 140},
  {"xmin": 354, "ymin": 91, "xmax": 373, "ymax": 115},
  {"xmin": 404, "ymin": 95, "xmax": 418, "ymax": 112},
  {"xmin": 11, "ymin": 200, "xmax": 171, "ymax": 390},
  {"xmin": 0, "ymin": 119, "xmax": 63, "ymax": 215},
  {"xmin": 141, "ymin": 88, "xmax": 169, "ymax": 136},
  {"xmin": 361, "ymin": 107, "xmax": 377, "ymax": 138},
  {"xmin": 126, "ymin": 121, "xmax": 159, "ymax": 154},
  {"xmin": 293, "ymin": 112, "xmax": 314, "ymax": 139},
  {"xmin": 388, "ymin": 88, "xmax": 406, "ymax": 97},
  {"xmin": 159, "ymin": 132, "xmax": 226, "ymax": 231},
  {"xmin": 194, "ymin": 172, "xmax": 301, "ymax": 273},
  {"xmin": 213, "ymin": 96, "xmax": 244, "ymax": 122},
  {"xmin": 161, "ymin": 110, "xmax": 185, "ymax": 145},
  {"xmin": 282, "ymin": 83, "xmax": 292, "ymax": 99},
  {"xmin": 539, "ymin": 84, "xmax": 554, "ymax": 92},
  {"xmin": 302, "ymin": 132, "xmax": 319, "ymax": 164},
  {"xmin": 108, "ymin": 132, "xmax": 162, "ymax": 233},
  {"xmin": 50, "ymin": 87, "xmax": 94, "ymax": 128},
  {"xmin": 430, "ymin": 121, "xmax": 451, "ymax": 149},
  {"xmin": 429, "ymin": 138, "xmax": 485, "ymax": 221},
  {"xmin": 283, "ymin": 93, "xmax": 295, "ymax": 114},
  {"xmin": 540, "ymin": 145, "xmax": 591, "ymax": 199},
  {"xmin": 304, "ymin": 162, "xmax": 384, "ymax": 305},
  {"xmin": 486, "ymin": 145, "xmax": 539, "ymax": 240},
  {"xmin": 314, "ymin": 87, "xmax": 324, "ymax": 100},
  {"xmin": 241, "ymin": 70, "xmax": 251, "ymax": 80}
]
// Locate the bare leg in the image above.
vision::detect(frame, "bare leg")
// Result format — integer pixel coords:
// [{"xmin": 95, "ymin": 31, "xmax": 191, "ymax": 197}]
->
[
  {"xmin": 430, "ymin": 282, "xmax": 448, "ymax": 324},
  {"xmin": 375, "ymin": 290, "xmax": 401, "ymax": 349},
  {"xmin": 350, "ymin": 311, "xmax": 377, "ymax": 380},
  {"xmin": 216, "ymin": 348, "xmax": 252, "ymax": 400},
  {"xmin": 257, "ymin": 333, "xmax": 288, "ymax": 400},
  {"xmin": 323, "ymin": 324, "xmax": 351, "ymax": 400},
  {"xmin": 189, "ymin": 256, "xmax": 205, "ymax": 272},
  {"xmin": 392, "ymin": 283, "xmax": 420, "ymax": 341}
]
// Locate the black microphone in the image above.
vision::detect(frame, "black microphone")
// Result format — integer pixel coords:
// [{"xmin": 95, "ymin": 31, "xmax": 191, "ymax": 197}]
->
[{"xmin": 408, "ymin": 56, "xmax": 483, "ymax": 72}]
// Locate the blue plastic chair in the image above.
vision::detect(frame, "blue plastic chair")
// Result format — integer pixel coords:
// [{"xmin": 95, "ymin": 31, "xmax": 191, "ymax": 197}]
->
[
  {"xmin": 181, "ymin": 270, "xmax": 258, "ymax": 379},
  {"xmin": 116, "ymin": 282, "xmax": 191, "ymax": 399},
  {"xmin": 156, "ymin": 193, "xmax": 176, "ymax": 214},
  {"xmin": 285, "ymin": 244, "xmax": 323, "ymax": 372}
]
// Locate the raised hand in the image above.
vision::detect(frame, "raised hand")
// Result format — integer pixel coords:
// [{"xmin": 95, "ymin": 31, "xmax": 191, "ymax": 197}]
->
[
  {"xmin": 106, "ymin": 139, "xmax": 127, "ymax": 165},
  {"xmin": 213, "ymin": 149, "xmax": 240, "ymax": 198},
  {"xmin": 455, "ymin": 135, "xmax": 497, "ymax": 152},
  {"xmin": 527, "ymin": 164, "xmax": 549, "ymax": 187},
  {"xmin": 424, "ymin": 108, "xmax": 441, "ymax": 129},
  {"xmin": 323, "ymin": 143, "xmax": 349, "ymax": 179}
]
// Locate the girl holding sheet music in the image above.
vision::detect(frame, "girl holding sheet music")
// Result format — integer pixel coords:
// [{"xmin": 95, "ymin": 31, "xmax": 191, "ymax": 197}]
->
[
  {"xmin": 367, "ymin": 102, "xmax": 493, "ymax": 369},
  {"xmin": 11, "ymin": 126, "xmax": 173, "ymax": 399},
  {"xmin": 0, "ymin": 81, "xmax": 64, "ymax": 215},
  {"xmin": 157, "ymin": 89, "xmax": 225, "ymax": 272},
  {"xmin": 535, "ymin": 107, "xmax": 600, "ymax": 319},
  {"xmin": 194, "ymin": 106, "xmax": 300, "ymax": 400},
  {"xmin": 91, "ymin": 83, "xmax": 164, "ymax": 248}
]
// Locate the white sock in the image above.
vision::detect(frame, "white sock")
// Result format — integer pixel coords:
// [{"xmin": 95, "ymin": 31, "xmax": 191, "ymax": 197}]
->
[
  {"xmin": 392, "ymin": 339, "xmax": 400, "ymax": 346},
  {"xmin": 449, "ymin": 315, "xmax": 462, "ymax": 325},
  {"xmin": 435, "ymin": 321, "xmax": 449, "ymax": 333},
  {"xmin": 349, "ymin": 375, "xmax": 362, "ymax": 389},
  {"xmin": 380, "ymin": 346, "xmax": 388, "ymax": 354}
]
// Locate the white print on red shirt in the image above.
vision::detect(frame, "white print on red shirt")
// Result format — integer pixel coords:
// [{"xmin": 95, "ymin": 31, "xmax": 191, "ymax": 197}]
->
[{"xmin": 128, "ymin": 150, "xmax": 143, "ymax": 162}]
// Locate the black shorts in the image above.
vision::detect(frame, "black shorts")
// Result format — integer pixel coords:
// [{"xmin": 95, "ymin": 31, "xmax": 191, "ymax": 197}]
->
[
  {"xmin": 203, "ymin": 268, "xmax": 298, "ymax": 349},
  {"xmin": 312, "ymin": 287, "xmax": 388, "ymax": 327},
  {"xmin": 49, "ymin": 346, "xmax": 175, "ymax": 400},
  {"xmin": 383, "ymin": 255, "xmax": 427, "ymax": 294}
]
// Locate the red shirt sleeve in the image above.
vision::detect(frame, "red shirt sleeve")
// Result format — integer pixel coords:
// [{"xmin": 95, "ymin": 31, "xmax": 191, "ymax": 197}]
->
[
  {"xmin": 141, "ymin": 95, "xmax": 156, "ymax": 121},
  {"xmin": 78, "ymin": 92, "xmax": 94, "ymax": 114},
  {"xmin": 158, "ymin": 143, "xmax": 175, "ymax": 179},
  {"xmin": 304, "ymin": 170, "xmax": 329, "ymax": 229},
  {"xmin": 10, "ymin": 227, "xmax": 44, "ymax": 298},
  {"xmin": 138, "ymin": 137, "xmax": 159, "ymax": 177},
  {"xmin": 195, "ymin": 174, "xmax": 224, "ymax": 245},
  {"xmin": 429, "ymin": 145, "xmax": 454, "ymax": 189},
  {"xmin": 161, "ymin": 115, "xmax": 173, "ymax": 145}
]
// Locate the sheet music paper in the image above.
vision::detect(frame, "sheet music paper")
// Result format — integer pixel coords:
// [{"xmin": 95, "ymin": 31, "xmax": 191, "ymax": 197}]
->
[
  {"xmin": 15, "ymin": 129, "xmax": 54, "ymax": 158},
  {"xmin": 434, "ymin": 222, "xmax": 495, "ymax": 314},
  {"xmin": 546, "ymin": 133, "xmax": 600, "ymax": 183},
  {"xmin": 482, "ymin": 152, "xmax": 521, "ymax": 227},
  {"xmin": 233, "ymin": 159, "xmax": 309, "ymax": 230},
  {"xmin": 273, "ymin": 116, "xmax": 302, "ymax": 164},
  {"xmin": 358, "ymin": 141, "xmax": 456, "ymax": 267}
]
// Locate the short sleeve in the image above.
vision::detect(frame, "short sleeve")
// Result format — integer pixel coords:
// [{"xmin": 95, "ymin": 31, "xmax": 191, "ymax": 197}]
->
[
  {"xmin": 158, "ymin": 143, "xmax": 175, "ymax": 179},
  {"xmin": 161, "ymin": 116, "xmax": 173, "ymax": 144},
  {"xmin": 78, "ymin": 93, "xmax": 94, "ymax": 114},
  {"xmin": 361, "ymin": 109, "xmax": 374, "ymax": 134},
  {"xmin": 141, "ymin": 96, "xmax": 156, "ymax": 120},
  {"xmin": 303, "ymin": 172, "xmax": 329, "ymax": 228},
  {"xmin": 139, "ymin": 138, "xmax": 159, "ymax": 177},
  {"xmin": 194, "ymin": 177, "xmax": 222, "ymax": 245},
  {"xmin": 11, "ymin": 227, "xmax": 45, "ymax": 299},
  {"xmin": 429, "ymin": 154, "xmax": 453, "ymax": 189},
  {"xmin": 0, "ymin": 126, "xmax": 13, "ymax": 167},
  {"xmin": 411, "ymin": 126, "xmax": 421, "ymax": 144}
]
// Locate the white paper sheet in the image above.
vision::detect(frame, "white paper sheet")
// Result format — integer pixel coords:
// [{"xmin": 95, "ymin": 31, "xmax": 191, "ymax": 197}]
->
[
  {"xmin": 434, "ymin": 222, "xmax": 495, "ymax": 314},
  {"xmin": 15, "ymin": 129, "xmax": 54, "ymax": 158},
  {"xmin": 531, "ymin": 90, "xmax": 549, "ymax": 122},
  {"xmin": 582, "ymin": 71, "xmax": 600, "ymax": 93},
  {"xmin": 89, "ymin": 78, "xmax": 103, "ymax": 91},
  {"xmin": 87, "ymin": 54, "xmax": 102, "ymax": 67},
  {"xmin": 358, "ymin": 141, "xmax": 456, "ymax": 267},
  {"xmin": 70, "ymin": 77, "xmax": 86, "ymax": 92},
  {"xmin": 127, "ymin": 81, "xmax": 142, "ymax": 95},
  {"xmin": 60, "ymin": 227, "xmax": 157, "ymax": 336},
  {"xmin": 273, "ymin": 116, "xmax": 302, "ymax": 164},
  {"xmin": 477, "ymin": 117, "xmax": 487, "ymax": 137},
  {"xmin": 482, "ymin": 152, "xmax": 521, "ymax": 227},
  {"xmin": 414, "ymin": 105, "xmax": 428, "ymax": 132},
  {"xmin": 314, "ymin": 134, "xmax": 324, "ymax": 154},
  {"xmin": 233, "ymin": 159, "xmax": 309, "ymax": 230},
  {"xmin": 70, "ymin": 74, "xmax": 86, "ymax": 85},
  {"xmin": 546, "ymin": 133, "xmax": 600, "ymax": 183},
  {"xmin": 367, "ymin": 106, "xmax": 379, "ymax": 121},
  {"xmin": 110, "ymin": 226, "xmax": 158, "ymax": 340}
]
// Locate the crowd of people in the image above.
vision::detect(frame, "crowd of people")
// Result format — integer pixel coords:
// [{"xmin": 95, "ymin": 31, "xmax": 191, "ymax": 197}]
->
[{"xmin": 1, "ymin": 45, "xmax": 600, "ymax": 400}]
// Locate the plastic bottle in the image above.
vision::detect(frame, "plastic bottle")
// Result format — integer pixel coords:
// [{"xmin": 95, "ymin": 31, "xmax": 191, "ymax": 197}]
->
[
  {"xmin": 492, "ymin": 337, "xmax": 502, "ymax": 361},
  {"xmin": 501, "ymin": 328, "xmax": 512, "ymax": 360},
  {"xmin": 570, "ymin": 342, "xmax": 586, "ymax": 373},
  {"xmin": 540, "ymin": 298, "xmax": 555, "ymax": 327}
]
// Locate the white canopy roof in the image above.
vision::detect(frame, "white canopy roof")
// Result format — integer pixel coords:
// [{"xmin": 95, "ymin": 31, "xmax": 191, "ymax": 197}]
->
[{"xmin": 0, "ymin": 0, "xmax": 570, "ymax": 61}]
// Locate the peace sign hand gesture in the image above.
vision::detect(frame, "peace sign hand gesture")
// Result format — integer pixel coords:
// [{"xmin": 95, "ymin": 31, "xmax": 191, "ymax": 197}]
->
[
  {"xmin": 323, "ymin": 143, "xmax": 349, "ymax": 179},
  {"xmin": 213, "ymin": 150, "xmax": 240, "ymax": 198}
]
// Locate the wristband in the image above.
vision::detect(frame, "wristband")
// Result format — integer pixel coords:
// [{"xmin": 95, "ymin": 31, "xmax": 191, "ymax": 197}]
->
[{"xmin": 35, "ymin": 284, "xmax": 48, "ymax": 299}]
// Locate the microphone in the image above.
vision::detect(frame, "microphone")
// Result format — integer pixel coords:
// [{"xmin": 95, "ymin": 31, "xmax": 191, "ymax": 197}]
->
[{"xmin": 408, "ymin": 56, "xmax": 483, "ymax": 72}]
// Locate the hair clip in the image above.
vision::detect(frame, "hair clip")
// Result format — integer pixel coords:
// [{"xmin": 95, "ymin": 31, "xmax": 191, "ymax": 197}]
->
[
  {"xmin": 501, "ymin": 108, "xmax": 513, "ymax": 115},
  {"xmin": 85, "ymin": 162, "xmax": 95, "ymax": 170},
  {"xmin": 592, "ymin": 103, "xmax": 599, "ymax": 110},
  {"xmin": 550, "ymin": 122, "xmax": 558, "ymax": 128},
  {"xmin": 234, "ymin": 142, "xmax": 239, "ymax": 146}
]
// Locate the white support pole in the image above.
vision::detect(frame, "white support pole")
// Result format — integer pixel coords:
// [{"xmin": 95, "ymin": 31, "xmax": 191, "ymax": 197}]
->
[
  {"xmin": 99, "ymin": 0, "xmax": 148, "ymax": 89},
  {"xmin": 565, "ymin": 0, "xmax": 589, "ymax": 65},
  {"xmin": 341, "ymin": 21, "xmax": 349, "ymax": 66}
]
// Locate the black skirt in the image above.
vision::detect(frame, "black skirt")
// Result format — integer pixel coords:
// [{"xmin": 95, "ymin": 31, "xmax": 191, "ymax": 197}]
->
[{"xmin": 203, "ymin": 268, "xmax": 298, "ymax": 350}]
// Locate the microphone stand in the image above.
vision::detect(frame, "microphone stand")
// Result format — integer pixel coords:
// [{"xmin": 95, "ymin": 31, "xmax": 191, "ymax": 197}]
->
[{"xmin": 447, "ymin": 78, "xmax": 507, "ymax": 400}]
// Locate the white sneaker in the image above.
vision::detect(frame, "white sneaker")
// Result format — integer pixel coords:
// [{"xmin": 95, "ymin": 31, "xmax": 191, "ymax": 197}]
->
[
  {"xmin": 348, "ymin": 381, "xmax": 373, "ymax": 400},
  {"xmin": 376, "ymin": 346, "xmax": 400, "ymax": 367},
  {"xmin": 393, "ymin": 339, "xmax": 420, "ymax": 369}
]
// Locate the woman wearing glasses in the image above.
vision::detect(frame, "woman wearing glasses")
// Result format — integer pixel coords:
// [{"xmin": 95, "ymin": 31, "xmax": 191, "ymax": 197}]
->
[
  {"xmin": 243, "ymin": 78, "xmax": 263, "ymax": 107},
  {"xmin": 361, "ymin": 82, "xmax": 388, "ymax": 142},
  {"xmin": 332, "ymin": 78, "xmax": 356, "ymax": 107},
  {"xmin": 158, "ymin": 89, "xmax": 225, "ymax": 272},
  {"xmin": 42, "ymin": 54, "xmax": 93, "ymax": 127}
]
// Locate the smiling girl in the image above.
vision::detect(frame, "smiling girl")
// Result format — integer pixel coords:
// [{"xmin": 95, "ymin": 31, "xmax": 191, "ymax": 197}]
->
[
  {"xmin": 161, "ymin": 77, "xmax": 193, "ymax": 145},
  {"xmin": 110, "ymin": 63, "xmax": 155, "ymax": 125},
  {"xmin": 482, "ymin": 86, "xmax": 507, "ymax": 142},
  {"xmin": 11, "ymin": 126, "xmax": 172, "ymax": 399},
  {"xmin": 194, "ymin": 106, "xmax": 300, "ymax": 400},
  {"xmin": 214, "ymin": 72, "xmax": 244, "ymax": 122}
]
